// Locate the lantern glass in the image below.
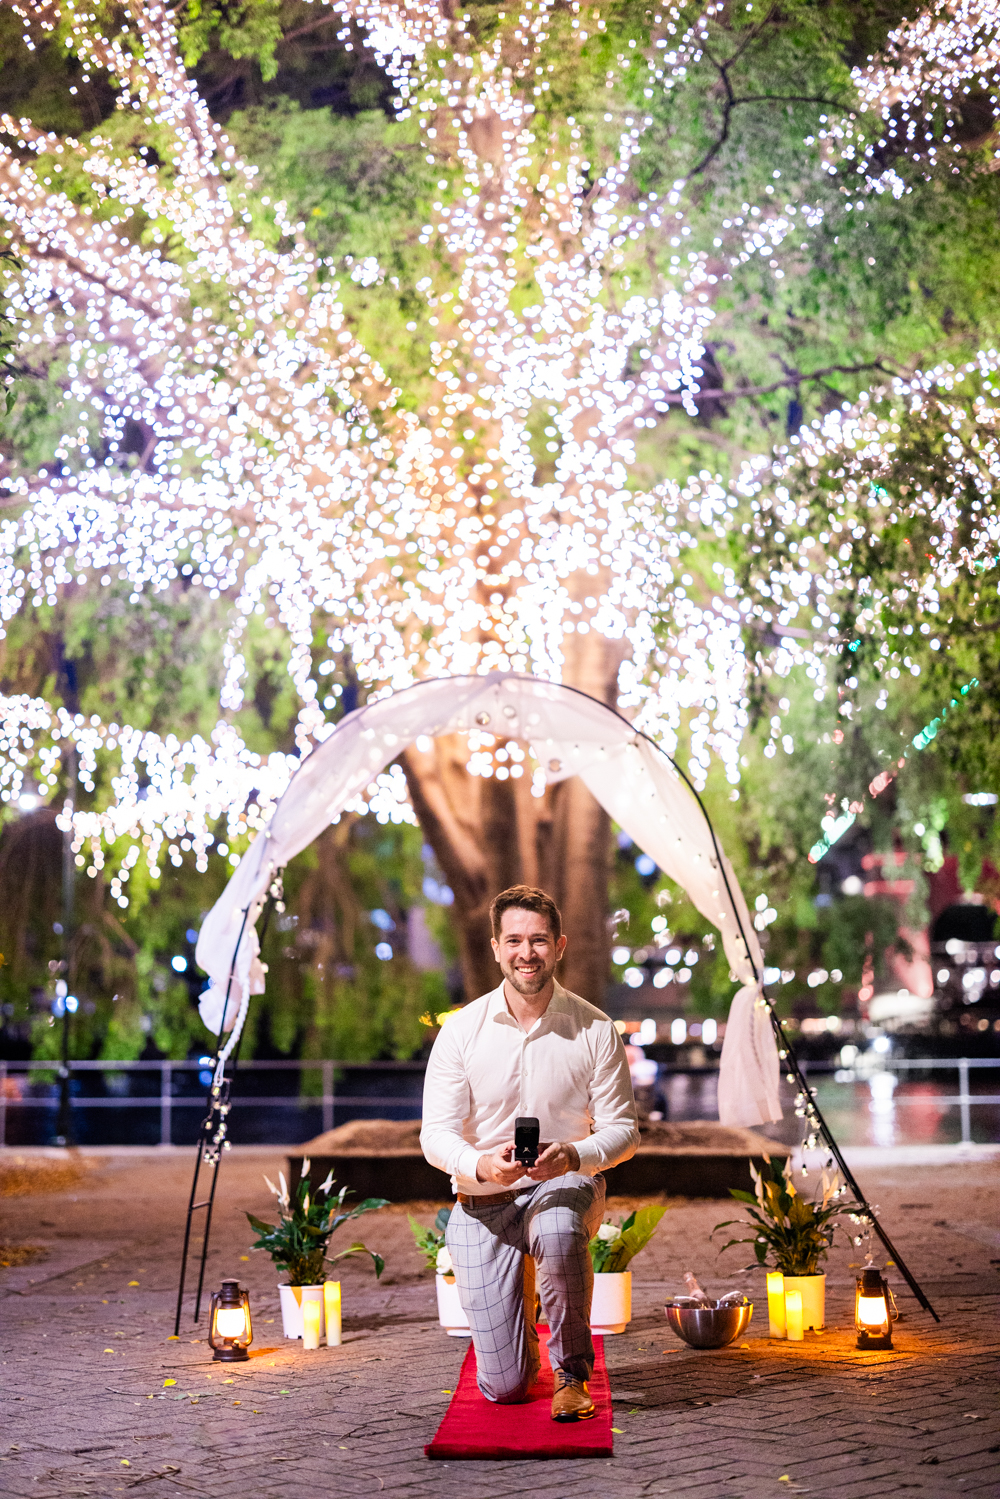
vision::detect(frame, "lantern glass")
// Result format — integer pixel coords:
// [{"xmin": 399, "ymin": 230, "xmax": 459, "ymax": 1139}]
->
[
  {"xmin": 855, "ymin": 1266, "xmax": 892, "ymax": 1349},
  {"xmin": 209, "ymin": 1279, "xmax": 252, "ymax": 1362}
]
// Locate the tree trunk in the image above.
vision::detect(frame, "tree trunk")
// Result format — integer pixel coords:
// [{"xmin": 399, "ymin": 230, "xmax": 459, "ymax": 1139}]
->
[{"xmin": 399, "ymin": 633, "xmax": 625, "ymax": 1007}]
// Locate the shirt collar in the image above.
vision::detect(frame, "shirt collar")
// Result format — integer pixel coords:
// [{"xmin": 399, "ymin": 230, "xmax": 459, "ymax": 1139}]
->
[{"xmin": 488, "ymin": 979, "xmax": 568, "ymax": 1028}]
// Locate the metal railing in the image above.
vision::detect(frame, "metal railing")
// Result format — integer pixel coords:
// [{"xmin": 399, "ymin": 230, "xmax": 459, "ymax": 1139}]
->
[
  {"xmin": 825, "ymin": 1056, "xmax": 1000, "ymax": 1146},
  {"xmin": 0, "ymin": 1054, "xmax": 997, "ymax": 1148},
  {"xmin": 0, "ymin": 1058, "xmax": 426, "ymax": 1148}
]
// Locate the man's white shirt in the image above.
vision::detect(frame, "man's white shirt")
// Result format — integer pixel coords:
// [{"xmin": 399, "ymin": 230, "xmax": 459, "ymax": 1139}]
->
[{"xmin": 420, "ymin": 981, "xmax": 640, "ymax": 1196}]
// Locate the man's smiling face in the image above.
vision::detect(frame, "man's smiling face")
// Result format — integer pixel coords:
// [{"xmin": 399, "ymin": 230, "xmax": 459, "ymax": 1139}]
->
[{"xmin": 491, "ymin": 905, "xmax": 567, "ymax": 996}]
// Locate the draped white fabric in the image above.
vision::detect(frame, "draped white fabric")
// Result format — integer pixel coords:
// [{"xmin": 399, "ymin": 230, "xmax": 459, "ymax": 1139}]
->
[{"xmin": 195, "ymin": 673, "xmax": 781, "ymax": 1126}]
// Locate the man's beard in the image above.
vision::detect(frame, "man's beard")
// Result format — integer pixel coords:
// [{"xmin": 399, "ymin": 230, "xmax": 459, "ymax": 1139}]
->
[{"xmin": 501, "ymin": 958, "xmax": 554, "ymax": 996}]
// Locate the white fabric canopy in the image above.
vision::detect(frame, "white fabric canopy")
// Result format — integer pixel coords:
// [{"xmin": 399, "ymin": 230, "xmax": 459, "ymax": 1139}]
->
[{"xmin": 195, "ymin": 673, "xmax": 781, "ymax": 1126}]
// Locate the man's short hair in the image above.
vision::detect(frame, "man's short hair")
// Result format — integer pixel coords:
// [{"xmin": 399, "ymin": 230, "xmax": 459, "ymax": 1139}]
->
[{"xmin": 489, "ymin": 885, "xmax": 562, "ymax": 941}]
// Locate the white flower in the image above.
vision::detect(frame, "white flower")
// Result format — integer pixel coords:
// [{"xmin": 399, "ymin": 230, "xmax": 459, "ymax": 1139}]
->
[
  {"xmin": 300, "ymin": 1157, "xmax": 311, "ymax": 1178},
  {"xmin": 319, "ymin": 1171, "xmax": 334, "ymax": 1196},
  {"xmin": 596, "ymin": 1223, "xmax": 622, "ymax": 1242},
  {"xmin": 436, "ymin": 1247, "xmax": 453, "ymax": 1274}
]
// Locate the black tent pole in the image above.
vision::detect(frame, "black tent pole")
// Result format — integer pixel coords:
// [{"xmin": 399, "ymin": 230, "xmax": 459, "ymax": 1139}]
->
[
  {"xmin": 189, "ymin": 893, "xmax": 279, "ymax": 1324},
  {"xmin": 173, "ymin": 903, "xmax": 251, "ymax": 1337},
  {"xmin": 761, "ymin": 999, "xmax": 939, "ymax": 1319},
  {"xmin": 616, "ymin": 711, "xmax": 940, "ymax": 1322}
]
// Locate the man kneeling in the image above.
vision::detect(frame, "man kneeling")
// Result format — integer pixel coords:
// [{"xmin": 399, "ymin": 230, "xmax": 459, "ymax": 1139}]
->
[{"xmin": 420, "ymin": 886, "xmax": 639, "ymax": 1421}]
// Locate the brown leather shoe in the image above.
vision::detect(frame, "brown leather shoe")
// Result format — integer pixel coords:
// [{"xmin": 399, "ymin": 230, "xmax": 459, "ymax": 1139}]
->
[{"xmin": 551, "ymin": 1369, "xmax": 595, "ymax": 1422}]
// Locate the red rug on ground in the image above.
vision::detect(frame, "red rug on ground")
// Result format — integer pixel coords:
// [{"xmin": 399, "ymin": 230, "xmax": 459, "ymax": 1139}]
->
[{"xmin": 424, "ymin": 1327, "xmax": 613, "ymax": 1460}]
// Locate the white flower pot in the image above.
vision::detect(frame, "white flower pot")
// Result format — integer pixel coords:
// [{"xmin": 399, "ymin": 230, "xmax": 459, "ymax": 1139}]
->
[
  {"xmin": 436, "ymin": 1273, "xmax": 471, "ymax": 1336},
  {"xmin": 782, "ymin": 1274, "xmax": 826, "ymax": 1331},
  {"xmin": 590, "ymin": 1271, "xmax": 632, "ymax": 1334},
  {"xmin": 279, "ymin": 1283, "xmax": 325, "ymax": 1340}
]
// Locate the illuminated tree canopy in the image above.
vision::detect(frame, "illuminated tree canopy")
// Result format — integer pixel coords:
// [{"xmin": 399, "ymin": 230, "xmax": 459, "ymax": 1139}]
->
[{"xmin": 2, "ymin": 0, "xmax": 1000, "ymax": 1054}]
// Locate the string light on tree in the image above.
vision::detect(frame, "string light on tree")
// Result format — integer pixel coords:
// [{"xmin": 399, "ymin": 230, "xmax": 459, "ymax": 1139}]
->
[{"xmin": 0, "ymin": 0, "xmax": 993, "ymax": 932}]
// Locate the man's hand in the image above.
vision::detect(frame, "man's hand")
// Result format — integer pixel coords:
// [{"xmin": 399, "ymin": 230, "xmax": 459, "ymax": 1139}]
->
[
  {"xmin": 526, "ymin": 1141, "xmax": 580, "ymax": 1182},
  {"xmin": 475, "ymin": 1142, "xmax": 524, "ymax": 1187}
]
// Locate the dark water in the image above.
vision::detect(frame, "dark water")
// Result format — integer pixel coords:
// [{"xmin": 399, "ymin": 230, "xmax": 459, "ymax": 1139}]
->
[{"xmin": 659, "ymin": 1069, "xmax": 1000, "ymax": 1148}]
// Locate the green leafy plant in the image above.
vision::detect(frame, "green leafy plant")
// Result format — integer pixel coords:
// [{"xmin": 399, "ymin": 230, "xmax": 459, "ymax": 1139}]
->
[
  {"xmin": 588, "ymin": 1205, "xmax": 668, "ymax": 1274},
  {"xmin": 408, "ymin": 1206, "xmax": 452, "ymax": 1274},
  {"xmin": 713, "ymin": 1156, "xmax": 858, "ymax": 1276},
  {"xmin": 247, "ymin": 1157, "xmax": 388, "ymax": 1286}
]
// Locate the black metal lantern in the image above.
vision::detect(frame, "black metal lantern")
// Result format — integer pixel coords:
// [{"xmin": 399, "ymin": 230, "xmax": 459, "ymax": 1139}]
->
[
  {"xmin": 855, "ymin": 1265, "xmax": 896, "ymax": 1350},
  {"xmin": 209, "ymin": 1279, "xmax": 252, "ymax": 1362}
]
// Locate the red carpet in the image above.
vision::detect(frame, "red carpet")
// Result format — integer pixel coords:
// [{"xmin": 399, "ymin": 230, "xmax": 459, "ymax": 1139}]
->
[{"xmin": 425, "ymin": 1327, "xmax": 613, "ymax": 1460}]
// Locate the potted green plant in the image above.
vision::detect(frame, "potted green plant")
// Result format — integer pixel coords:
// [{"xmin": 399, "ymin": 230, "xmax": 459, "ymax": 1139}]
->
[
  {"xmin": 713, "ymin": 1156, "xmax": 858, "ymax": 1331},
  {"xmin": 248, "ymin": 1160, "xmax": 388, "ymax": 1340},
  {"xmin": 408, "ymin": 1207, "xmax": 469, "ymax": 1336},
  {"xmin": 588, "ymin": 1205, "xmax": 668, "ymax": 1334}
]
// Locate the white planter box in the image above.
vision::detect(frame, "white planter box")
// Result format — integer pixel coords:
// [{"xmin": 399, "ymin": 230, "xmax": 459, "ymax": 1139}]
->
[
  {"xmin": 436, "ymin": 1273, "xmax": 471, "ymax": 1336},
  {"xmin": 278, "ymin": 1283, "xmax": 324, "ymax": 1340},
  {"xmin": 783, "ymin": 1274, "xmax": 825, "ymax": 1331},
  {"xmin": 590, "ymin": 1271, "xmax": 632, "ymax": 1334}
]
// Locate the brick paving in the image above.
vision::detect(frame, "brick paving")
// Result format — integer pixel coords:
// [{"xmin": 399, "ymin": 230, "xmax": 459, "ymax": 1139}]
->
[{"xmin": 1, "ymin": 1147, "xmax": 998, "ymax": 1498}]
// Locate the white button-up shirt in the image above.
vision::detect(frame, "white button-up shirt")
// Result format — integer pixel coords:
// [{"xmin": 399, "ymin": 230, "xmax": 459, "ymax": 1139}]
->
[{"xmin": 420, "ymin": 981, "xmax": 640, "ymax": 1196}]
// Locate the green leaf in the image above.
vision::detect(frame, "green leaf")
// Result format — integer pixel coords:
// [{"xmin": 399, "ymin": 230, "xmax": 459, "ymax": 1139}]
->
[
  {"xmin": 591, "ymin": 1205, "xmax": 667, "ymax": 1273},
  {"xmin": 787, "ymin": 1195, "xmax": 815, "ymax": 1229},
  {"xmin": 346, "ymin": 1196, "xmax": 391, "ymax": 1217}
]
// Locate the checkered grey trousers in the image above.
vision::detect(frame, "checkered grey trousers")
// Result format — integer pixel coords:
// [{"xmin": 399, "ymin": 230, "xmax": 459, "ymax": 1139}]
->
[{"xmin": 446, "ymin": 1172, "xmax": 606, "ymax": 1403}]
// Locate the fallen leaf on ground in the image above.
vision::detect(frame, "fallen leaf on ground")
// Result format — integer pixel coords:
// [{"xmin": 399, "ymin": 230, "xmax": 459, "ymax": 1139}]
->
[{"xmin": 163, "ymin": 1379, "xmax": 176, "ymax": 1387}]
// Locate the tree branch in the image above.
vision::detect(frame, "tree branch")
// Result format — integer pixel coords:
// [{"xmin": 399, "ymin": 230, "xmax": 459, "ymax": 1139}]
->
[
  {"xmin": 281, "ymin": 16, "xmax": 344, "ymax": 43},
  {"xmin": 685, "ymin": 90, "xmax": 848, "ymax": 179},
  {"xmin": 650, "ymin": 359, "xmax": 898, "ymax": 407},
  {"xmin": 683, "ymin": 6, "xmax": 846, "ymax": 181}
]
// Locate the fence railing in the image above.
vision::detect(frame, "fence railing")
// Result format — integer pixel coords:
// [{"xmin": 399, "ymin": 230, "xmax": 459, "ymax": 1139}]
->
[
  {"xmin": 828, "ymin": 1056, "xmax": 1000, "ymax": 1146},
  {"xmin": 0, "ymin": 1058, "xmax": 427, "ymax": 1148},
  {"xmin": 0, "ymin": 1055, "xmax": 998, "ymax": 1148}
]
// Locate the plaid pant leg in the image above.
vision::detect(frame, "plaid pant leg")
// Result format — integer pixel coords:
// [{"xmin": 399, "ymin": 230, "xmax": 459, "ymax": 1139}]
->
[
  {"xmin": 524, "ymin": 1172, "xmax": 606, "ymax": 1383},
  {"xmin": 446, "ymin": 1199, "xmax": 540, "ymax": 1403}
]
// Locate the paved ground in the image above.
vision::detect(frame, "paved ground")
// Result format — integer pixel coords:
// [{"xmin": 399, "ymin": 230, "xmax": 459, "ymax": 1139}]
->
[{"xmin": 1, "ymin": 1146, "xmax": 998, "ymax": 1498}]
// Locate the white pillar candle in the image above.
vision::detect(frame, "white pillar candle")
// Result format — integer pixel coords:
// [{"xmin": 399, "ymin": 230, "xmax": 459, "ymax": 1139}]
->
[
  {"xmin": 785, "ymin": 1289, "xmax": 803, "ymax": 1342},
  {"xmin": 324, "ymin": 1281, "xmax": 342, "ymax": 1347},
  {"xmin": 302, "ymin": 1298, "xmax": 321, "ymax": 1350},
  {"xmin": 766, "ymin": 1271, "xmax": 786, "ymax": 1338}
]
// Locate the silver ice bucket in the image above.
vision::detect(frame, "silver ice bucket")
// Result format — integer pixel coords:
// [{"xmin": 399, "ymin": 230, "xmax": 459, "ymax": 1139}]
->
[{"xmin": 664, "ymin": 1299, "xmax": 753, "ymax": 1349}]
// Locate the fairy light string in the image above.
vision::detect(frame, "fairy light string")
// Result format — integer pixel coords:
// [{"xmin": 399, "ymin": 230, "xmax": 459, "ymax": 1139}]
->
[{"xmin": 0, "ymin": 0, "xmax": 991, "ymax": 914}]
